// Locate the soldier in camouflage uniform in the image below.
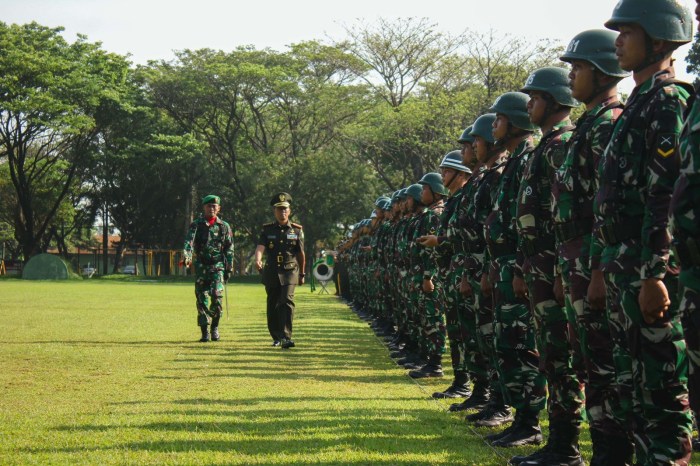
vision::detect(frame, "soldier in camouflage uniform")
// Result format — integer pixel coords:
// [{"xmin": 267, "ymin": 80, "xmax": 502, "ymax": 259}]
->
[
  {"xmin": 545, "ymin": 30, "xmax": 630, "ymax": 466},
  {"xmin": 481, "ymin": 93, "xmax": 540, "ymax": 451},
  {"xmin": 673, "ymin": 2, "xmax": 700, "ymax": 453},
  {"xmin": 183, "ymin": 194, "xmax": 234, "ymax": 342},
  {"xmin": 512, "ymin": 67, "xmax": 581, "ymax": 458},
  {"xmin": 406, "ymin": 176, "xmax": 447, "ymax": 378},
  {"xmin": 594, "ymin": 1, "xmax": 694, "ymax": 463}
]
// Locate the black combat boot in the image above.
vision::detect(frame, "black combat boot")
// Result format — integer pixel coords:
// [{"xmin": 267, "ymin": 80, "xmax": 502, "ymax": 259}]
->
[
  {"xmin": 408, "ymin": 354, "xmax": 444, "ymax": 379},
  {"xmin": 519, "ymin": 422, "xmax": 583, "ymax": 466},
  {"xmin": 487, "ymin": 409, "xmax": 523, "ymax": 443},
  {"xmin": 210, "ymin": 316, "xmax": 220, "ymax": 341},
  {"xmin": 491, "ymin": 409, "xmax": 542, "ymax": 447},
  {"xmin": 588, "ymin": 430, "xmax": 633, "ymax": 466},
  {"xmin": 509, "ymin": 421, "xmax": 555, "ymax": 465},
  {"xmin": 199, "ymin": 325, "xmax": 210, "ymax": 342},
  {"xmin": 433, "ymin": 370, "xmax": 470, "ymax": 398},
  {"xmin": 450, "ymin": 383, "xmax": 490, "ymax": 412},
  {"xmin": 473, "ymin": 400, "xmax": 514, "ymax": 427}
]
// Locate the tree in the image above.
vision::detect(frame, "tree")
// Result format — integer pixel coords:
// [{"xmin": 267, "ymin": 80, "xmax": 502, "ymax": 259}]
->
[
  {"xmin": 0, "ymin": 22, "xmax": 131, "ymax": 261},
  {"xmin": 685, "ymin": 31, "xmax": 700, "ymax": 87}
]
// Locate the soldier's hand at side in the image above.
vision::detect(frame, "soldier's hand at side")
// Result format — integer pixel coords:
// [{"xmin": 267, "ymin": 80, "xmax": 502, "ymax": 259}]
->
[
  {"xmin": 553, "ymin": 275, "xmax": 565, "ymax": 306},
  {"xmin": 587, "ymin": 270, "xmax": 607, "ymax": 311},
  {"xmin": 255, "ymin": 260, "xmax": 263, "ymax": 272},
  {"xmin": 184, "ymin": 258, "xmax": 191, "ymax": 268},
  {"xmin": 422, "ymin": 278, "xmax": 434, "ymax": 293},
  {"xmin": 460, "ymin": 275, "xmax": 473, "ymax": 297},
  {"xmin": 480, "ymin": 274, "xmax": 492, "ymax": 297},
  {"xmin": 417, "ymin": 235, "xmax": 439, "ymax": 248},
  {"xmin": 639, "ymin": 278, "xmax": 670, "ymax": 324},
  {"xmin": 513, "ymin": 276, "xmax": 528, "ymax": 300},
  {"xmin": 299, "ymin": 276, "xmax": 305, "ymax": 286}
]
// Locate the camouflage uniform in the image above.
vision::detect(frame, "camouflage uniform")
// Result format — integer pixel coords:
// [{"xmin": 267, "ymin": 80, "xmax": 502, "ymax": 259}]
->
[
  {"xmin": 517, "ymin": 119, "xmax": 584, "ymax": 430},
  {"xmin": 594, "ymin": 68, "xmax": 693, "ymax": 464},
  {"xmin": 673, "ymin": 87, "xmax": 700, "ymax": 440},
  {"xmin": 462, "ymin": 157, "xmax": 509, "ymax": 402},
  {"xmin": 183, "ymin": 214, "xmax": 234, "ymax": 327},
  {"xmin": 555, "ymin": 96, "xmax": 626, "ymax": 440}
]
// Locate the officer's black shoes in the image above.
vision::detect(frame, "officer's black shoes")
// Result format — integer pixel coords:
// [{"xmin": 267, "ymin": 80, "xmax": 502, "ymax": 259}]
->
[
  {"xmin": 272, "ymin": 340, "xmax": 281, "ymax": 347},
  {"xmin": 281, "ymin": 339, "xmax": 295, "ymax": 349},
  {"xmin": 199, "ymin": 325, "xmax": 210, "ymax": 342},
  {"xmin": 408, "ymin": 363, "xmax": 444, "ymax": 379},
  {"xmin": 491, "ymin": 423, "xmax": 542, "ymax": 447},
  {"xmin": 432, "ymin": 384, "xmax": 470, "ymax": 399}
]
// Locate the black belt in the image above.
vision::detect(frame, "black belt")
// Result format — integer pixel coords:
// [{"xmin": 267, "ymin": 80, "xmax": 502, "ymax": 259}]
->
[
  {"xmin": 673, "ymin": 236, "xmax": 700, "ymax": 268},
  {"xmin": 554, "ymin": 217, "xmax": 594, "ymax": 243},
  {"xmin": 520, "ymin": 235, "xmax": 554, "ymax": 258},
  {"xmin": 489, "ymin": 240, "xmax": 517, "ymax": 258},
  {"xmin": 599, "ymin": 217, "xmax": 643, "ymax": 245}
]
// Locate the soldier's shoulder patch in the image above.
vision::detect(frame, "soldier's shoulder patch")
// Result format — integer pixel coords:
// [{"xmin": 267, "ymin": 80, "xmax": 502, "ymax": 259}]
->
[
  {"xmin": 656, "ymin": 132, "xmax": 678, "ymax": 158},
  {"xmin": 291, "ymin": 222, "xmax": 303, "ymax": 229}
]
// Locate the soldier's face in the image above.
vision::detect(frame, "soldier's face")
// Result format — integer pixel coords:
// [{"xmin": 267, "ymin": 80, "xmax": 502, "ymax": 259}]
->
[
  {"xmin": 568, "ymin": 60, "xmax": 595, "ymax": 102},
  {"xmin": 527, "ymin": 92, "xmax": 547, "ymax": 127},
  {"xmin": 202, "ymin": 203, "xmax": 220, "ymax": 219},
  {"xmin": 615, "ymin": 24, "xmax": 647, "ymax": 71},
  {"xmin": 474, "ymin": 136, "xmax": 489, "ymax": 163},
  {"xmin": 493, "ymin": 114, "xmax": 509, "ymax": 140},
  {"xmin": 274, "ymin": 206, "xmax": 290, "ymax": 223},
  {"xmin": 420, "ymin": 185, "xmax": 433, "ymax": 205},
  {"xmin": 461, "ymin": 142, "xmax": 475, "ymax": 166}
]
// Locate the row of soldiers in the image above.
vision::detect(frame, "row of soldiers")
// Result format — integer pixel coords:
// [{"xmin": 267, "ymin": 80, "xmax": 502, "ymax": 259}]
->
[{"xmin": 336, "ymin": 1, "xmax": 700, "ymax": 465}]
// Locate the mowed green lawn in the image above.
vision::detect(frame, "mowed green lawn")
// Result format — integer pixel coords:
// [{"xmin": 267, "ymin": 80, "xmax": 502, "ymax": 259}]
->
[{"xmin": 5, "ymin": 278, "xmax": 685, "ymax": 465}]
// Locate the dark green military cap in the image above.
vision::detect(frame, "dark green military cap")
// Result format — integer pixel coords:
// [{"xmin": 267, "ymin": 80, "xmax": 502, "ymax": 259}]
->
[
  {"xmin": 201, "ymin": 194, "xmax": 220, "ymax": 205},
  {"xmin": 271, "ymin": 192, "xmax": 292, "ymax": 207}
]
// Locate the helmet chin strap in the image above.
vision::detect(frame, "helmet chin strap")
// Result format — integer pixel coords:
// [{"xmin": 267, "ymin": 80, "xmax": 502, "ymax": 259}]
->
[
  {"xmin": 633, "ymin": 34, "xmax": 673, "ymax": 73},
  {"xmin": 583, "ymin": 68, "xmax": 619, "ymax": 104}
]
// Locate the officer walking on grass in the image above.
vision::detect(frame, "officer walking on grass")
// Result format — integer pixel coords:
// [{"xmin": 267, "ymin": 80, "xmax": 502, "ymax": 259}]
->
[
  {"xmin": 254, "ymin": 192, "xmax": 305, "ymax": 349},
  {"xmin": 183, "ymin": 194, "xmax": 234, "ymax": 342}
]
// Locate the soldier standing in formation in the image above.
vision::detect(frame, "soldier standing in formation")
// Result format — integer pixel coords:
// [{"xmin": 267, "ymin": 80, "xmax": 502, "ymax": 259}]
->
[
  {"xmin": 254, "ymin": 192, "xmax": 305, "ymax": 349},
  {"xmin": 183, "ymin": 194, "xmax": 234, "ymax": 342},
  {"xmin": 334, "ymin": 1, "xmax": 700, "ymax": 464}
]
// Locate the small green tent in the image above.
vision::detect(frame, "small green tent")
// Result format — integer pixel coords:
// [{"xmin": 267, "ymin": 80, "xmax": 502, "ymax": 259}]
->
[{"xmin": 22, "ymin": 253, "xmax": 69, "ymax": 280}]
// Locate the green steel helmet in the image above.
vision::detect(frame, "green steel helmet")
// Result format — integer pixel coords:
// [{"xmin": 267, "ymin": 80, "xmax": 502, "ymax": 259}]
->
[
  {"xmin": 381, "ymin": 199, "xmax": 392, "ymax": 211},
  {"xmin": 370, "ymin": 210, "xmax": 378, "ymax": 219},
  {"xmin": 560, "ymin": 29, "xmax": 631, "ymax": 78},
  {"xmin": 458, "ymin": 125, "xmax": 475, "ymax": 143},
  {"xmin": 397, "ymin": 187, "xmax": 409, "ymax": 199},
  {"xmin": 521, "ymin": 67, "xmax": 579, "ymax": 107},
  {"xmin": 405, "ymin": 183, "xmax": 424, "ymax": 202},
  {"xmin": 439, "ymin": 150, "xmax": 471, "ymax": 173},
  {"xmin": 469, "ymin": 113, "xmax": 497, "ymax": 143},
  {"xmin": 488, "ymin": 92, "xmax": 538, "ymax": 131},
  {"xmin": 605, "ymin": 0, "xmax": 692, "ymax": 44},
  {"xmin": 418, "ymin": 172, "xmax": 449, "ymax": 196},
  {"xmin": 374, "ymin": 196, "xmax": 390, "ymax": 207}
]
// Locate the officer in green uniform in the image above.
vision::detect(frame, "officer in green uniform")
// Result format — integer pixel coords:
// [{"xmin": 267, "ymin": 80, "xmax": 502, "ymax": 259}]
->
[
  {"xmin": 254, "ymin": 192, "xmax": 306, "ymax": 349},
  {"xmin": 183, "ymin": 194, "xmax": 234, "ymax": 342}
]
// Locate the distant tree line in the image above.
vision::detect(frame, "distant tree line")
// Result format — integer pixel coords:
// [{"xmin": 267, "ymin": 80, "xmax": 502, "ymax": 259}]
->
[{"xmin": 2, "ymin": 19, "xmax": 695, "ymax": 270}]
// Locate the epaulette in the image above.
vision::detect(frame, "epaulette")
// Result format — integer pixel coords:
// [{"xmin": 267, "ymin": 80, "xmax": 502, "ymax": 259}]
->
[
  {"xmin": 291, "ymin": 222, "xmax": 303, "ymax": 229},
  {"xmin": 263, "ymin": 222, "xmax": 274, "ymax": 227}
]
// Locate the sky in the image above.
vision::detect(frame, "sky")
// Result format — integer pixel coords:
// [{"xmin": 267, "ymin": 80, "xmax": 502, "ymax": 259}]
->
[{"xmin": 2, "ymin": 0, "xmax": 698, "ymax": 95}]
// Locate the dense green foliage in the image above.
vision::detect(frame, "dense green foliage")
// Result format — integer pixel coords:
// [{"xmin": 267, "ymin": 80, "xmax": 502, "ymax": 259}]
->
[{"xmin": 0, "ymin": 18, "xmax": 582, "ymax": 266}]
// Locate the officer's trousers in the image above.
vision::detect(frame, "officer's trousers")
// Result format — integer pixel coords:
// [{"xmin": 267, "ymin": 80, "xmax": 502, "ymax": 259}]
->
[{"xmin": 265, "ymin": 282, "xmax": 295, "ymax": 341}]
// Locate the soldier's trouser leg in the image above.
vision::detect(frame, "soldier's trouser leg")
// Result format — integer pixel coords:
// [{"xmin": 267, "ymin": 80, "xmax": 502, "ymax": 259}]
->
[
  {"xmin": 195, "ymin": 267, "xmax": 223, "ymax": 326},
  {"xmin": 679, "ymin": 274, "xmax": 700, "ymax": 428},
  {"xmin": 445, "ymin": 266, "xmax": 468, "ymax": 374},
  {"xmin": 422, "ymin": 287, "xmax": 446, "ymax": 357},
  {"xmin": 606, "ymin": 271, "xmax": 692, "ymax": 466},
  {"xmin": 265, "ymin": 281, "xmax": 284, "ymax": 341},
  {"xmin": 493, "ymin": 278, "xmax": 546, "ymax": 413},
  {"xmin": 524, "ymin": 252, "xmax": 583, "ymax": 427},
  {"xmin": 468, "ymin": 276, "xmax": 499, "ymax": 396},
  {"xmin": 279, "ymin": 284, "xmax": 295, "ymax": 340},
  {"xmin": 562, "ymin": 257, "xmax": 624, "ymax": 438}
]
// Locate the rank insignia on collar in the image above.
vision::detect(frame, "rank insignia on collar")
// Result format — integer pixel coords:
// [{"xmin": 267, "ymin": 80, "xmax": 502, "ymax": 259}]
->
[{"xmin": 656, "ymin": 133, "xmax": 677, "ymax": 158}]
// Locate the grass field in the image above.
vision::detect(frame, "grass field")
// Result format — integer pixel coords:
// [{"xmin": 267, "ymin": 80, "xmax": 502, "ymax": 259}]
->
[{"xmin": 0, "ymin": 278, "xmax": 691, "ymax": 465}]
